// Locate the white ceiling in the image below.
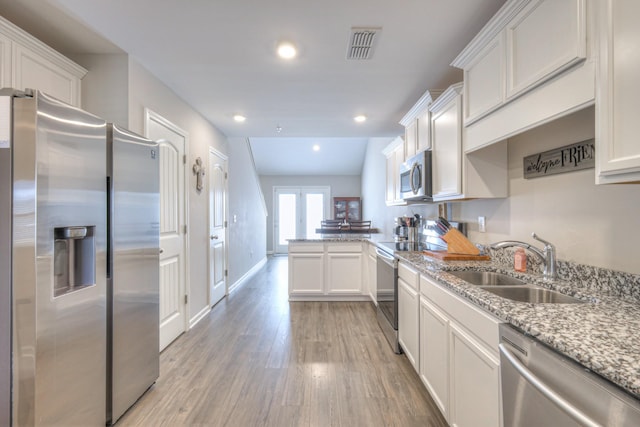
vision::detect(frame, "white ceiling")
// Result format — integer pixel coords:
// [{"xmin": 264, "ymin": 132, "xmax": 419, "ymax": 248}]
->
[{"xmin": 0, "ymin": 0, "xmax": 506, "ymax": 175}]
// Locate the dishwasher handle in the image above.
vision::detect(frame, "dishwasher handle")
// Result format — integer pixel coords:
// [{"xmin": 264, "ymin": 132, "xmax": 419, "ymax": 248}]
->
[
  {"xmin": 375, "ymin": 248, "xmax": 395, "ymax": 266},
  {"xmin": 499, "ymin": 343, "xmax": 602, "ymax": 427}
]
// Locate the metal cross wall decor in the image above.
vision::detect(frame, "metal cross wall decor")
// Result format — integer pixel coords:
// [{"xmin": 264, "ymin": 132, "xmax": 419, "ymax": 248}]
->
[{"xmin": 192, "ymin": 157, "xmax": 205, "ymax": 192}]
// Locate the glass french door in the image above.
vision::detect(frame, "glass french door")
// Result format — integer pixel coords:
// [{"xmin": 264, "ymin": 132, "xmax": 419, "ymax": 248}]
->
[{"xmin": 274, "ymin": 186, "xmax": 330, "ymax": 253}]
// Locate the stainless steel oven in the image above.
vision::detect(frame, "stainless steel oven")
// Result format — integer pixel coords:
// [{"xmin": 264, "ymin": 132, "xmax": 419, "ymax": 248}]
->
[{"xmin": 375, "ymin": 244, "xmax": 400, "ymax": 354}]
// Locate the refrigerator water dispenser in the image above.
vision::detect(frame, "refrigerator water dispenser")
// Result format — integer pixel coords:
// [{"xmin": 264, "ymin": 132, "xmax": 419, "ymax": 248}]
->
[{"xmin": 54, "ymin": 226, "xmax": 96, "ymax": 297}]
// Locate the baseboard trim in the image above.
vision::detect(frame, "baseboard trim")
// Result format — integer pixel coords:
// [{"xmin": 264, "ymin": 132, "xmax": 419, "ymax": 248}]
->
[
  {"xmin": 288, "ymin": 295, "xmax": 372, "ymax": 302},
  {"xmin": 228, "ymin": 257, "xmax": 267, "ymax": 294},
  {"xmin": 189, "ymin": 305, "xmax": 211, "ymax": 329}
]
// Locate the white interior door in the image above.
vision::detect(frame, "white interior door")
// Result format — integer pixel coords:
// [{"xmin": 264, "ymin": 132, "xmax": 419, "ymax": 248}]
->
[
  {"xmin": 209, "ymin": 148, "xmax": 227, "ymax": 308},
  {"xmin": 145, "ymin": 109, "xmax": 188, "ymax": 352},
  {"xmin": 273, "ymin": 186, "xmax": 329, "ymax": 254}
]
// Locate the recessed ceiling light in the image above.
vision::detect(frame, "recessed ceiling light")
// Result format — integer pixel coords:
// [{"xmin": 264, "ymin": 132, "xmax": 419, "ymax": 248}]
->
[
  {"xmin": 277, "ymin": 41, "xmax": 297, "ymax": 59},
  {"xmin": 354, "ymin": 115, "xmax": 367, "ymax": 123},
  {"xmin": 313, "ymin": 144, "xmax": 320, "ymax": 151},
  {"xmin": 233, "ymin": 114, "xmax": 246, "ymax": 122}
]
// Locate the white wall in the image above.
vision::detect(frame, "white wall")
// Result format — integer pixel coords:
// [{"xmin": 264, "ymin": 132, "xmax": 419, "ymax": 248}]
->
[
  {"xmin": 361, "ymin": 108, "xmax": 640, "ymax": 275},
  {"xmin": 260, "ymin": 175, "xmax": 362, "ymax": 252},
  {"xmin": 72, "ymin": 53, "xmax": 129, "ymax": 127},
  {"xmin": 227, "ymin": 138, "xmax": 267, "ymax": 286},
  {"xmin": 126, "ymin": 58, "xmax": 229, "ymax": 323},
  {"xmin": 456, "ymin": 106, "xmax": 640, "ymax": 275}
]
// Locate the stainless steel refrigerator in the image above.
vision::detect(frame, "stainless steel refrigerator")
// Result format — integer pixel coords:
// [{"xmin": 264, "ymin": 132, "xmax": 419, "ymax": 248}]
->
[
  {"xmin": 106, "ymin": 123, "xmax": 159, "ymax": 424},
  {"xmin": 0, "ymin": 89, "xmax": 108, "ymax": 426},
  {"xmin": 1, "ymin": 90, "xmax": 160, "ymax": 426}
]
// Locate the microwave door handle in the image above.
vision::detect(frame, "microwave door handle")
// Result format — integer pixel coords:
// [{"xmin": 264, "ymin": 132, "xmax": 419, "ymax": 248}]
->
[{"xmin": 409, "ymin": 163, "xmax": 419, "ymax": 194}]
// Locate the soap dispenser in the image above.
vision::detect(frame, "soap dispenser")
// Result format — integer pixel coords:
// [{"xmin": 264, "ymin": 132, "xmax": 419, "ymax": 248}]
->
[{"xmin": 514, "ymin": 248, "xmax": 527, "ymax": 273}]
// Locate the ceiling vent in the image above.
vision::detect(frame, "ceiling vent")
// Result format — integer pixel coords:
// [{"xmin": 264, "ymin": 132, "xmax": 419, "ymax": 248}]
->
[{"xmin": 347, "ymin": 27, "xmax": 381, "ymax": 60}]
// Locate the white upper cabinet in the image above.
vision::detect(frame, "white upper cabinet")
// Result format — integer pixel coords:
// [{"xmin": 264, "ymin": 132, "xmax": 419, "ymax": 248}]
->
[
  {"xmin": 0, "ymin": 32, "xmax": 11, "ymax": 88},
  {"xmin": 430, "ymin": 84, "xmax": 464, "ymax": 200},
  {"xmin": 400, "ymin": 90, "xmax": 440, "ymax": 158},
  {"xmin": 506, "ymin": 0, "xmax": 587, "ymax": 99},
  {"xmin": 452, "ymin": 0, "xmax": 595, "ymax": 152},
  {"xmin": 382, "ymin": 136, "xmax": 406, "ymax": 206},
  {"xmin": 463, "ymin": 33, "xmax": 504, "ymax": 124},
  {"xmin": 0, "ymin": 16, "xmax": 86, "ymax": 107},
  {"xmin": 429, "ymin": 83, "xmax": 508, "ymax": 202},
  {"xmin": 596, "ymin": 0, "xmax": 640, "ymax": 184}
]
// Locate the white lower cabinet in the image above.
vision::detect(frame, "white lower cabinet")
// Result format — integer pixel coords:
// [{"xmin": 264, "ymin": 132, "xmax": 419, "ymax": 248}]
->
[
  {"xmin": 327, "ymin": 251, "xmax": 362, "ymax": 295},
  {"xmin": 449, "ymin": 322, "xmax": 501, "ymax": 427},
  {"xmin": 288, "ymin": 242, "xmax": 368, "ymax": 300},
  {"xmin": 419, "ymin": 274, "xmax": 503, "ymax": 426},
  {"xmin": 398, "ymin": 267, "xmax": 419, "ymax": 370},
  {"xmin": 367, "ymin": 244, "xmax": 377, "ymax": 304},
  {"xmin": 288, "ymin": 244, "xmax": 325, "ymax": 295},
  {"xmin": 420, "ymin": 297, "xmax": 450, "ymax": 419}
]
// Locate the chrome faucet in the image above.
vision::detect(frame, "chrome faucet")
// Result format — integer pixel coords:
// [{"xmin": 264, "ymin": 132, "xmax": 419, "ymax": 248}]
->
[{"xmin": 490, "ymin": 233, "xmax": 557, "ymax": 280}]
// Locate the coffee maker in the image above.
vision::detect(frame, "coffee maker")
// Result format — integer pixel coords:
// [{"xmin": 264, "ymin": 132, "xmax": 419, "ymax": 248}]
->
[{"xmin": 394, "ymin": 214, "xmax": 421, "ymax": 242}]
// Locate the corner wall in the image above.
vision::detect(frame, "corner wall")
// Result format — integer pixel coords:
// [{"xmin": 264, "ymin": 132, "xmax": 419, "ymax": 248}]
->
[{"xmin": 227, "ymin": 138, "xmax": 267, "ymax": 287}]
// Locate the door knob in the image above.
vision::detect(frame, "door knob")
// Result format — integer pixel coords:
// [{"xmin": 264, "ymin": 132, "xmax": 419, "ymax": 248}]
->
[
  {"xmin": 159, "ymin": 248, "xmax": 164, "ymax": 254},
  {"xmin": 210, "ymin": 235, "xmax": 219, "ymax": 240}
]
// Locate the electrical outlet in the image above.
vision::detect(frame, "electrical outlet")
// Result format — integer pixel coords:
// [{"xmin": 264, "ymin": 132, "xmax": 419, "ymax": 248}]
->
[{"xmin": 478, "ymin": 216, "xmax": 486, "ymax": 233}]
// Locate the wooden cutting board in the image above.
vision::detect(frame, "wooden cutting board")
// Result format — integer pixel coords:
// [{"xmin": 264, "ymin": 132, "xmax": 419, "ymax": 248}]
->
[{"xmin": 423, "ymin": 250, "xmax": 491, "ymax": 261}]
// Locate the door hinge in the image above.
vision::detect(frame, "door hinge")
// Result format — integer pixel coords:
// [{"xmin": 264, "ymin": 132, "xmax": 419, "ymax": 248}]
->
[
  {"xmin": 224, "ymin": 220, "xmax": 228, "ymax": 228},
  {"xmin": 225, "ymin": 172, "xmax": 228, "ymax": 179},
  {"xmin": 225, "ymin": 269, "xmax": 228, "ymax": 277},
  {"xmin": 183, "ymin": 225, "xmax": 188, "ymax": 234},
  {"xmin": 184, "ymin": 294, "xmax": 188, "ymax": 304},
  {"xmin": 183, "ymin": 155, "xmax": 187, "ymax": 164}
]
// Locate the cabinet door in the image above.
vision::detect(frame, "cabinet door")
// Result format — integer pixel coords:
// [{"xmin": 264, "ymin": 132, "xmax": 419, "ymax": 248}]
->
[
  {"xmin": 464, "ymin": 33, "xmax": 504, "ymax": 124},
  {"xmin": 393, "ymin": 143, "xmax": 405, "ymax": 203},
  {"xmin": 432, "ymin": 90, "xmax": 463, "ymax": 200},
  {"xmin": 597, "ymin": 0, "xmax": 640, "ymax": 184},
  {"xmin": 449, "ymin": 322, "xmax": 501, "ymax": 427},
  {"xmin": 13, "ymin": 43, "xmax": 82, "ymax": 107},
  {"xmin": 0, "ymin": 34, "xmax": 11, "ymax": 89},
  {"xmin": 405, "ymin": 119, "xmax": 418, "ymax": 159},
  {"xmin": 367, "ymin": 253, "xmax": 377, "ymax": 303},
  {"xmin": 419, "ymin": 297, "xmax": 449, "ymax": 421},
  {"xmin": 506, "ymin": 0, "xmax": 587, "ymax": 99},
  {"xmin": 289, "ymin": 253, "xmax": 324, "ymax": 295},
  {"xmin": 385, "ymin": 152, "xmax": 396, "ymax": 205},
  {"xmin": 398, "ymin": 277, "xmax": 419, "ymax": 371},
  {"xmin": 416, "ymin": 110, "xmax": 431, "ymax": 152},
  {"xmin": 326, "ymin": 253, "xmax": 362, "ymax": 294}
]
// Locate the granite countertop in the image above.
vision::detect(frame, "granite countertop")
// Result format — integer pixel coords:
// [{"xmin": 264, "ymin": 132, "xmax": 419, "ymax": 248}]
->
[{"xmin": 394, "ymin": 250, "xmax": 640, "ymax": 400}]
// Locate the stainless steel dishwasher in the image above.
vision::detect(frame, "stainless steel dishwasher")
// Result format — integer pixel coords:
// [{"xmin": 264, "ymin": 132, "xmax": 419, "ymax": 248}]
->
[{"xmin": 499, "ymin": 324, "xmax": 640, "ymax": 426}]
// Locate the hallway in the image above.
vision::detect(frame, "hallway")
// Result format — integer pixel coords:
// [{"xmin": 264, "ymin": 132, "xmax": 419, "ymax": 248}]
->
[{"xmin": 118, "ymin": 256, "xmax": 447, "ymax": 427}]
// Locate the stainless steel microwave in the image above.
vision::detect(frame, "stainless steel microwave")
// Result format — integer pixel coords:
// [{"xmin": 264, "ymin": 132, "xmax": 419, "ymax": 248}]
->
[{"xmin": 399, "ymin": 151, "xmax": 433, "ymax": 201}]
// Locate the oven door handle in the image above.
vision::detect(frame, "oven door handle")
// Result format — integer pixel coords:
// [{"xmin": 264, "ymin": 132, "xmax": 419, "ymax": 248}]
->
[
  {"xmin": 498, "ymin": 343, "xmax": 601, "ymax": 427},
  {"xmin": 375, "ymin": 249, "xmax": 395, "ymax": 266}
]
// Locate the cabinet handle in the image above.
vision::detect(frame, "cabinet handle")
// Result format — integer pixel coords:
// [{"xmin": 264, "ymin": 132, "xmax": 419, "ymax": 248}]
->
[{"xmin": 211, "ymin": 235, "xmax": 219, "ymax": 240}]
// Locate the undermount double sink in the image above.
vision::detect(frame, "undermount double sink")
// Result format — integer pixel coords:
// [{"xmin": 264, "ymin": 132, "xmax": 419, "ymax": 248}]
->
[{"xmin": 449, "ymin": 271, "xmax": 585, "ymax": 304}]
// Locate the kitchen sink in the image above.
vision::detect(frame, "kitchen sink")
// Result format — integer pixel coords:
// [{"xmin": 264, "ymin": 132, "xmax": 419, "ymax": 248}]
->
[
  {"xmin": 449, "ymin": 270, "xmax": 585, "ymax": 304},
  {"xmin": 483, "ymin": 286, "xmax": 585, "ymax": 304},
  {"xmin": 449, "ymin": 270, "xmax": 527, "ymax": 287}
]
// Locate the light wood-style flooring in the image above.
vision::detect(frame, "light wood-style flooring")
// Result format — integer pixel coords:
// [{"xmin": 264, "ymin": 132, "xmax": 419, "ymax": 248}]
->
[{"xmin": 117, "ymin": 256, "xmax": 448, "ymax": 427}]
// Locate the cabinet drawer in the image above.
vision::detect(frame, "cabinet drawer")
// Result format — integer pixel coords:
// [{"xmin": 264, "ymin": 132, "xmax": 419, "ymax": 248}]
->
[
  {"xmin": 420, "ymin": 274, "xmax": 501, "ymax": 354},
  {"xmin": 399, "ymin": 262, "xmax": 419, "ymax": 290},
  {"xmin": 326, "ymin": 243, "xmax": 361, "ymax": 253},
  {"xmin": 289, "ymin": 243, "xmax": 324, "ymax": 253}
]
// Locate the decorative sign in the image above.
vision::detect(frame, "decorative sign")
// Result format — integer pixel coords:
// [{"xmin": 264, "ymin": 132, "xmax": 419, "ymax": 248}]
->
[{"xmin": 523, "ymin": 139, "xmax": 595, "ymax": 179}]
